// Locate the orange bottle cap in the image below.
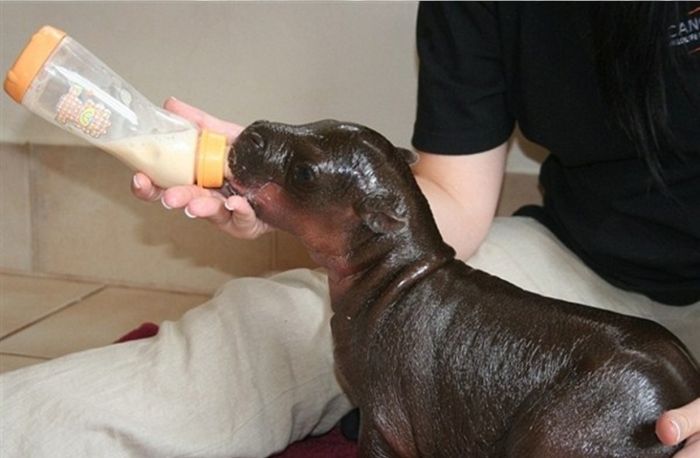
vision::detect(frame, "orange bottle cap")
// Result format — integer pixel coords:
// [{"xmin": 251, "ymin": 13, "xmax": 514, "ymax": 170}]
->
[
  {"xmin": 4, "ymin": 25, "xmax": 67, "ymax": 103},
  {"xmin": 196, "ymin": 129, "xmax": 228, "ymax": 188}
]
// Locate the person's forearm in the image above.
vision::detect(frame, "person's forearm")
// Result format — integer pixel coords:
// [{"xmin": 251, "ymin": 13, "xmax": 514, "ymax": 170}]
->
[
  {"xmin": 412, "ymin": 143, "xmax": 508, "ymax": 260},
  {"xmin": 415, "ymin": 175, "xmax": 487, "ymax": 259}
]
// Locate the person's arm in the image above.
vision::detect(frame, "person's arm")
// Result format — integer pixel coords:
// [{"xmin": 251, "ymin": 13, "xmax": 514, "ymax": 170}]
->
[
  {"xmin": 413, "ymin": 141, "xmax": 508, "ymax": 260},
  {"xmin": 657, "ymin": 398, "xmax": 700, "ymax": 456},
  {"xmin": 131, "ymin": 97, "xmax": 272, "ymax": 239}
]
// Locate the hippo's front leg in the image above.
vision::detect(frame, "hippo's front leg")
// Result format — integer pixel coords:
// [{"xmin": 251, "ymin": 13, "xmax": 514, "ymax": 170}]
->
[
  {"xmin": 358, "ymin": 425, "xmax": 397, "ymax": 458},
  {"xmin": 357, "ymin": 412, "xmax": 420, "ymax": 458}
]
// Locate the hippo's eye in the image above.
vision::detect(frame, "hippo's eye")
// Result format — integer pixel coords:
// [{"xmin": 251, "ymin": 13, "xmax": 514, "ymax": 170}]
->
[{"xmin": 292, "ymin": 163, "xmax": 317, "ymax": 185}]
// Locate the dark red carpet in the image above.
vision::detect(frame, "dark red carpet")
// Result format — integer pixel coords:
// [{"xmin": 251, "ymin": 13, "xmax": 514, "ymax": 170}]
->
[
  {"xmin": 116, "ymin": 322, "xmax": 358, "ymax": 457},
  {"xmin": 271, "ymin": 428, "xmax": 357, "ymax": 458}
]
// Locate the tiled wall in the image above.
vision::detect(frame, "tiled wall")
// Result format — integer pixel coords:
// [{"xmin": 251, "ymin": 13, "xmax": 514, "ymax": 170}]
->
[
  {"xmin": 1, "ymin": 143, "xmax": 32, "ymax": 271},
  {"xmin": 0, "ymin": 142, "xmax": 542, "ymax": 294}
]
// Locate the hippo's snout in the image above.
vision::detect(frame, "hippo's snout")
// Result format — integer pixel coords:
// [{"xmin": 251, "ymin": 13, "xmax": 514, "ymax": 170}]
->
[{"xmin": 227, "ymin": 121, "xmax": 282, "ymax": 194}]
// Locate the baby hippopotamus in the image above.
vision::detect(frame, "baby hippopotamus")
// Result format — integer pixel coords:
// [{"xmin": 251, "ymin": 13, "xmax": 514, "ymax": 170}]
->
[{"xmin": 227, "ymin": 120, "xmax": 700, "ymax": 457}]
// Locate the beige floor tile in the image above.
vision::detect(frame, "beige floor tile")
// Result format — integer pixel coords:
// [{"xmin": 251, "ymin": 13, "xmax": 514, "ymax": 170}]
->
[
  {"xmin": 0, "ymin": 273, "xmax": 104, "ymax": 338},
  {"xmin": 0, "ymin": 286, "xmax": 209, "ymax": 359},
  {"xmin": 0, "ymin": 143, "xmax": 32, "ymax": 271},
  {"xmin": 0, "ymin": 353, "xmax": 48, "ymax": 374}
]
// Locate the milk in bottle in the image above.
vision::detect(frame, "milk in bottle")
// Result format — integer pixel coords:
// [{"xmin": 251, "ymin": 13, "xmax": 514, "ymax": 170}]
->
[{"xmin": 4, "ymin": 25, "xmax": 228, "ymax": 188}]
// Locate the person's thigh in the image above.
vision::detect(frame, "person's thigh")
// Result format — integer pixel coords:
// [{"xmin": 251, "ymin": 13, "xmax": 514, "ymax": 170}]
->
[
  {"xmin": 467, "ymin": 216, "xmax": 699, "ymax": 359},
  {"xmin": 0, "ymin": 268, "xmax": 351, "ymax": 458}
]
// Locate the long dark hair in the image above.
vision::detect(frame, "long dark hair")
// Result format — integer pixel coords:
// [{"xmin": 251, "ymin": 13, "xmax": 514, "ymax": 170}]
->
[{"xmin": 591, "ymin": 2, "xmax": 691, "ymax": 189}]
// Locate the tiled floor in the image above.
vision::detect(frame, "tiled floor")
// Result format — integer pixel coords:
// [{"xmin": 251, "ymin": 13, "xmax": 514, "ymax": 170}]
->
[{"xmin": 0, "ymin": 271, "xmax": 210, "ymax": 374}]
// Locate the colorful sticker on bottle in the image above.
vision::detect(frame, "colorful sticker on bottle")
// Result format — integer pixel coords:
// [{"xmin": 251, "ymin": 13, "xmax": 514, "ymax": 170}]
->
[{"xmin": 55, "ymin": 86, "xmax": 112, "ymax": 138}]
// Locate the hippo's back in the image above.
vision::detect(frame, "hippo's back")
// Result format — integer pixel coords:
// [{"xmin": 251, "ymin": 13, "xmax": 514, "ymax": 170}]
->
[{"xmin": 382, "ymin": 262, "xmax": 700, "ymax": 457}]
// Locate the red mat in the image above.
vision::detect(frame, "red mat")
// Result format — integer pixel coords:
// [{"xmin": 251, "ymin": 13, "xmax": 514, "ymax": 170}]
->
[
  {"xmin": 116, "ymin": 322, "xmax": 358, "ymax": 457},
  {"xmin": 271, "ymin": 428, "xmax": 357, "ymax": 458}
]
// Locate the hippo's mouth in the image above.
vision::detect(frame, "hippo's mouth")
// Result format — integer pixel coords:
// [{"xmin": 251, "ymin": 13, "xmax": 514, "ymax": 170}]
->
[
  {"xmin": 222, "ymin": 179, "xmax": 244, "ymax": 198},
  {"xmin": 223, "ymin": 177, "xmax": 275, "ymax": 211},
  {"xmin": 222, "ymin": 178, "xmax": 257, "ymax": 201}
]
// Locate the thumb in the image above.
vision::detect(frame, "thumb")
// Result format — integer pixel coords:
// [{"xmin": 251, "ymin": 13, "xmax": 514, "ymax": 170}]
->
[{"xmin": 656, "ymin": 398, "xmax": 700, "ymax": 445}]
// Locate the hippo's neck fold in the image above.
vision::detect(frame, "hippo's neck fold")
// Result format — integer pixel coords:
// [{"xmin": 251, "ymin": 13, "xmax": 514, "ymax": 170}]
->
[{"xmin": 328, "ymin": 238, "xmax": 455, "ymax": 320}]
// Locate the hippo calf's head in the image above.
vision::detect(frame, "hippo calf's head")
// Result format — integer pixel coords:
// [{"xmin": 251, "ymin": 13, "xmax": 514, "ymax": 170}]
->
[{"xmin": 227, "ymin": 120, "xmax": 443, "ymax": 273}]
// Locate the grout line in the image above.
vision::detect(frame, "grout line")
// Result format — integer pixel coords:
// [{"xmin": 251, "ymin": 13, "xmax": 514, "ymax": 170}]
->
[
  {"xmin": 84, "ymin": 280, "xmax": 211, "ymax": 297},
  {"xmin": 0, "ymin": 285, "xmax": 107, "ymax": 342},
  {"xmin": 27, "ymin": 142, "xmax": 38, "ymax": 273},
  {"xmin": 0, "ymin": 352, "xmax": 51, "ymax": 361},
  {"xmin": 0, "ymin": 268, "xmax": 103, "ymax": 287},
  {"xmin": 0, "ymin": 268, "xmax": 214, "ymax": 296}
]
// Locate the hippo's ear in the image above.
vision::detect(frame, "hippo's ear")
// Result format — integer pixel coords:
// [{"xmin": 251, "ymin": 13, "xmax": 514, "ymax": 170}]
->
[
  {"xmin": 357, "ymin": 195, "xmax": 407, "ymax": 234},
  {"xmin": 397, "ymin": 147, "xmax": 419, "ymax": 166}
]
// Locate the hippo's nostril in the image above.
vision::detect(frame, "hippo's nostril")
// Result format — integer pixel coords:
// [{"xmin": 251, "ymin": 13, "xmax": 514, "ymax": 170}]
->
[{"xmin": 249, "ymin": 131, "xmax": 266, "ymax": 150}]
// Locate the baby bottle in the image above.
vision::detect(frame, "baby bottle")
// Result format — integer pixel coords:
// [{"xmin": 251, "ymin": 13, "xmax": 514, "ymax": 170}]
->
[{"xmin": 4, "ymin": 25, "xmax": 228, "ymax": 188}]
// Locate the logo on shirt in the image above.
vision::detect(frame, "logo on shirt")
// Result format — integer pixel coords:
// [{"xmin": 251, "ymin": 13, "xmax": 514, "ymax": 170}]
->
[{"xmin": 669, "ymin": 5, "xmax": 700, "ymax": 54}]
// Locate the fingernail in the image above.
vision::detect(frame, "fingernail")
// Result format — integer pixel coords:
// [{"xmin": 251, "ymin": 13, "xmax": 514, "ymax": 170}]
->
[
  {"xmin": 184, "ymin": 207, "xmax": 197, "ymax": 219},
  {"xmin": 670, "ymin": 420, "xmax": 681, "ymax": 444},
  {"xmin": 224, "ymin": 199, "xmax": 234, "ymax": 211},
  {"xmin": 132, "ymin": 175, "xmax": 142, "ymax": 190},
  {"xmin": 160, "ymin": 196, "xmax": 173, "ymax": 210}
]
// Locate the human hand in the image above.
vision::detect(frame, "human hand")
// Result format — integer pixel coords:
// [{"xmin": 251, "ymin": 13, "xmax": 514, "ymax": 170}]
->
[
  {"xmin": 130, "ymin": 97, "xmax": 272, "ymax": 239},
  {"xmin": 656, "ymin": 397, "xmax": 700, "ymax": 457}
]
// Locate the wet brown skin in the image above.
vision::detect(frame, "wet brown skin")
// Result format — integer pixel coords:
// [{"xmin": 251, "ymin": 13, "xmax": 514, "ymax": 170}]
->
[{"xmin": 227, "ymin": 120, "xmax": 700, "ymax": 457}]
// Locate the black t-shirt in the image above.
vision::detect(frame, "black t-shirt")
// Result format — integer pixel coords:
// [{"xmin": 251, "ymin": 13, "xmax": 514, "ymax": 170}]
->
[{"xmin": 412, "ymin": 2, "xmax": 700, "ymax": 305}]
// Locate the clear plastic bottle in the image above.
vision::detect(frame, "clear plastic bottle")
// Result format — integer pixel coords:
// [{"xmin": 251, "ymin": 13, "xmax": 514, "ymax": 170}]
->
[{"xmin": 4, "ymin": 25, "xmax": 228, "ymax": 188}]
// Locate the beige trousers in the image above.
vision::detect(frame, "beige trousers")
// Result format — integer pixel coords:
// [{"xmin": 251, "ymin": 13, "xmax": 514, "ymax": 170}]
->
[{"xmin": 1, "ymin": 217, "xmax": 697, "ymax": 457}]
